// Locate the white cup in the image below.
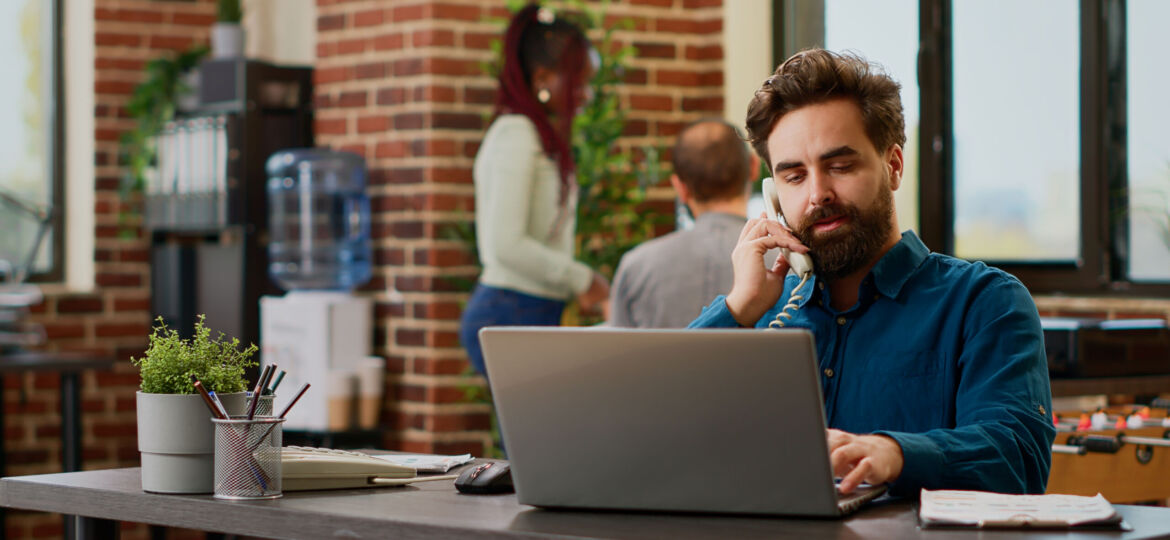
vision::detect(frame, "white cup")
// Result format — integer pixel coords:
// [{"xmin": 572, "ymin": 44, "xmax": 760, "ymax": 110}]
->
[{"xmin": 357, "ymin": 356, "xmax": 384, "ymax": 429}]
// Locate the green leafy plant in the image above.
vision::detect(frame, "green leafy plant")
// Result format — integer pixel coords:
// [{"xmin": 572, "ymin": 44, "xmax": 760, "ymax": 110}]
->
[
  {"xmin": 119, "ymin": 46, "xmax": 208, "ymax": 196},
  {"xmin": 217, "ymin": 0, "xmax": 242, "ymax": 23},
  {"xmin": 568, "ymin": 1, "xmax": 669, "ymax": 296},
  {"xmin": 131, "ymin": 315, "xmax": 257, "ymax": 394}
]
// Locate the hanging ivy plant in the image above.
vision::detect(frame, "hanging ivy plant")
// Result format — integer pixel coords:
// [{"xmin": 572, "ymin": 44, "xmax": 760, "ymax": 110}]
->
[{"xmin": 119, "ymin": 46, "xmax": 208, "ymax": 198}]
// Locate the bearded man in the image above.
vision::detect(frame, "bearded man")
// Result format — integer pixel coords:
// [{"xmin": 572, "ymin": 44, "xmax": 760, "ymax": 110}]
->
[{"xmin": 688, "ymin": 49, "xmax": 1055, "ymax": 496}]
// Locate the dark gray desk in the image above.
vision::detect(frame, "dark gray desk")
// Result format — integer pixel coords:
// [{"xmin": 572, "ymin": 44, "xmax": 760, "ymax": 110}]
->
[{"xmin": 4, "ymin": 467, "xmax": 1170, "ymax": 540}]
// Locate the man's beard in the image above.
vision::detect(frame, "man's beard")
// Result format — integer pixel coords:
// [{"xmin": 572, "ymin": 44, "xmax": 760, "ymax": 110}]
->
[{"xmin": 792, "ymin": 183, "xmax": 895, "ymax": 282}]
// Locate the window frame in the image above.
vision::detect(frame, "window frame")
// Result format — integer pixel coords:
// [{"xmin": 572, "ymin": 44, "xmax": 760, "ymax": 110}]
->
[
  {"xmin": 776, "ymin": 0, "xmax": 1170, "ymax": 296},
  {"xmin": 25, "ymin": 0, "xmax": 65, "ymax": 283}
]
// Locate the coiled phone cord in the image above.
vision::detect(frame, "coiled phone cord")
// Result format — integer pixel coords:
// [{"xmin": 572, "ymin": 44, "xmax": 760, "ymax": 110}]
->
[{"xmin": 768, "ymin": 272, "xmax": 811, "ymax": 329}]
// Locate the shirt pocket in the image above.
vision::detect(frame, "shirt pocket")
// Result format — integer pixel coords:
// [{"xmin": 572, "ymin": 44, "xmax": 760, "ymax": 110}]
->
[{"xmin": 852, "ymin": 349, "xmax": 950, "ymax": 433}]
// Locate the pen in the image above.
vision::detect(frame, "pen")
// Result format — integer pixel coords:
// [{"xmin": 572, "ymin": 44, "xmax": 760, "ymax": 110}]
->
[
  {"xmin": 207, "ymin": 389, "xmax": 230, "ymax": 418},
  {"xmin": 267, "ymin": 370, "xmax": 286, "ymax": 395},
  {"xmin": 200, "ymin": 374, "xmax": 272, "ymax": 490},
  {"xmin": 190, "ymin": 376, "xmax": 226, "ymax": 419},
  {"xmin": 256, "ymin": 364, "xmax": 276, "ymax": 406},
  {"xmin": 246, "ymin": 383, "xmax": 311, "ymax": 455},
  {"xmin": 193, "ymin": 377, "xmax": 269, "ymax": 489},
  {"xmin": 246, "ymin": 365, "xmax": 275, "ymax": 420}
]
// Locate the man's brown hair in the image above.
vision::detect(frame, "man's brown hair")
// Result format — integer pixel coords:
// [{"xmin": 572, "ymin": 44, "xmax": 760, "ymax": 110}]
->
[
  {"xmin": 671, "ymin": 119, "xmax": 752, "ymax": 202},
  {"xmin": 745, "ymin": 49, "xmax": 906, "ymax": 168}
]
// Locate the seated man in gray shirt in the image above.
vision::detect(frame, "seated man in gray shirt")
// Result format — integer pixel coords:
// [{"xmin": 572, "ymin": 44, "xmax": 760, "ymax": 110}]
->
[{"xmin": 609, "ymin": 119, "xmax": 759, "ymax": 327}]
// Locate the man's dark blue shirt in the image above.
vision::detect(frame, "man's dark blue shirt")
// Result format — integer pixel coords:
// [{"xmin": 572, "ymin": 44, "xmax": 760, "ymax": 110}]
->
[{"xmin": 688, "ymin": 231, "xmax": 1055, "ymax": 495}]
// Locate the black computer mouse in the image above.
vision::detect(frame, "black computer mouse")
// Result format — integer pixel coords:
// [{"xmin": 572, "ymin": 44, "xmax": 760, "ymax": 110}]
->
[{"xmin": 454, "ymin": 461, "xmax": 514, "ymax": 494}]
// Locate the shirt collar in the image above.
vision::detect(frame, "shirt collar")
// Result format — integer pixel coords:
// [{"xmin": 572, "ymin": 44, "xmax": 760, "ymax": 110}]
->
[
  {"xmin": 693, "ymin": 212, "xmax": 746, "ymax": 230},
  {"xmin": 796, "ymin": 230, "xmax": 929, "ymax": 308},
  {"xmin": 871, "ymin": 231, "xmax": 930, "ymax": 299}
]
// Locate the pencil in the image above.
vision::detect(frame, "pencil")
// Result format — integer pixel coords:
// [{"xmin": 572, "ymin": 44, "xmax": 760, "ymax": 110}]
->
[
  {"xmin": 267, "ymin": 370, "xmax": 286, "ymax": 395},
  {"xmin": 277, "ymin": 383, "xmax": 310, "ymax": 419}
]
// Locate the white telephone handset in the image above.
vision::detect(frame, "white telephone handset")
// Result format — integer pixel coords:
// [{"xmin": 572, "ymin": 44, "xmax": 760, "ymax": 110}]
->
[
  {"xmin": 760, "ymin": 178, "xmax": 813, "ymax": 328},
  {"xmin": 761, "ymin": 178, "xmax": 814, "ymax": 277}
]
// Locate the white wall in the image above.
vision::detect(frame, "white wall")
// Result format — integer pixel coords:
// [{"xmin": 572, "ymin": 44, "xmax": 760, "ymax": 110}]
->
[
  {"xmin": 64, "ymin": 0, "xmax": 94, "ymax": 291},
  {"xmin": 244, "ymin": 0, "xmax": 316, "ymax": 65},
  {"xmin": 723, "ymin": 0, "xmax": 773, "ymax": 129}
]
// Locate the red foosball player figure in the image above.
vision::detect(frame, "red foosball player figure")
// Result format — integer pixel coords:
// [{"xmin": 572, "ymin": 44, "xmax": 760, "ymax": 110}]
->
[
  {"xmin": 1077, "ymin": 412, "xmax": 1092, "ymax": 431},
  {"xmin": 1114, "ymin": 416, "xmax": 1127, "ymax": 430},
  {"xmin": 1052, "ymin": 412, "xmax": 1059, "ymax": 428},
  {"xmin": 1138, "ymin": 406, "xmax": 1151, "ymax": 420}
]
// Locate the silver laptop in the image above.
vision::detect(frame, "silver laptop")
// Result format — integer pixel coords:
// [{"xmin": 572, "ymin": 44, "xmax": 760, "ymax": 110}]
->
[{"xmin": 478, "ymin": 327, "xmax": 886, "ymax": 517}]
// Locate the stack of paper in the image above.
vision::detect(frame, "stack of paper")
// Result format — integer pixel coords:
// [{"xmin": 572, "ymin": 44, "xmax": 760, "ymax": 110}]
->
[
  {"xmin": 372, "ymin": 453, "xmax": 475, "ymax": 473},
  {"xmin": 920, "ymin": 490, "xmax": 1128, "ymax": 529}
]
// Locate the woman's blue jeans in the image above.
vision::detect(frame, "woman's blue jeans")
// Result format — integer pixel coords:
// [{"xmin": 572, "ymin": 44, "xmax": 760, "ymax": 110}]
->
[{"xmin": 459, "ymin": 284, "xmax": 566, "ymax": 377}]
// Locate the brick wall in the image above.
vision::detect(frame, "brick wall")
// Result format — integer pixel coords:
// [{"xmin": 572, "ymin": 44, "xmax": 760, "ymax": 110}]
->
[
  {"xmin": 313, "ymin": 0, "xmax": 726, "ymax": 455},
  {"xmin": 6, "ymin": 2, "xmax": 217, "ymax": 538},
  {"xmin": 3, "ymin": 1, "xmax": 1168, "ymax": 538}
]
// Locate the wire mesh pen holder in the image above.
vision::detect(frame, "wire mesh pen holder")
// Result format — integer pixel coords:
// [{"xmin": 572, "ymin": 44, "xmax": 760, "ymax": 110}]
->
[
  {"xmin": 212, "ymin": 416, "xmax": 284, "ymax": 500},
  {"xmin": 245, "ymin": 392, "xmax": 275, "ymax": 417}
]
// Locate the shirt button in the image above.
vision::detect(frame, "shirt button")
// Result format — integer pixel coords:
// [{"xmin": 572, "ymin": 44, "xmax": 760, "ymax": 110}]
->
[
  {"xmin": 824, "ymin": 368, "xmax": 834, "ymax": 378},
  {"xmin": 818, "ymin": 282, "xmax": 825, "ymax": 290},
  {"xmin": 836, "ymin": 316, "xmax": 846, "ymax": 326}
]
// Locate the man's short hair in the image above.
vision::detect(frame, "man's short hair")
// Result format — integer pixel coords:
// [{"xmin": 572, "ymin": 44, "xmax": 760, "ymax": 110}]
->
[
  {"xmin": 671, "ymin": 119, "xmax": 752, "ymax": 202},
  {"xmin": 745, "ymin": 49, "xmax": 906, "ymax": 167}
]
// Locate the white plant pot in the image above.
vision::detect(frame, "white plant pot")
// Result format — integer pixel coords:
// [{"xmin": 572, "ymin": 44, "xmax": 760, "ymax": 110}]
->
[
  {"xmin": 136, "ymin": 391, "xmax": 246, "ymax": 493},
  {"xmin": 211, "ymin": 22, "xmax": 245, "ymax": 59}
]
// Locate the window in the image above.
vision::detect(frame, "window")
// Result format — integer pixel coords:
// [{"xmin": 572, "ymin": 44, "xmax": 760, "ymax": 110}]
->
[
  {"xmin": 1125, "ymin": 0, "xmax": 1170, "ymax": 282},
  {"xmin": 951, "ymin": 0, "xmax": 1080, "ymax": 262},
  {"xmin": 823, "ymin": 0, "xmax": 920, "ymax": 233},
  {"xmin": 0, "ymin": 0, "xmax": 62, "ymax": 283},
  {"xmin": 776, "ymin": 0, "xmax": 1170, "ymax": 294}
]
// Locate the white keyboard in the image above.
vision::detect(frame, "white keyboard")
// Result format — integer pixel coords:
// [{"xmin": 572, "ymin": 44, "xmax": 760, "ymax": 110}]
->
[{"xmin": 282, "ymin": 446, "xmax": 416, "ymax": 491}]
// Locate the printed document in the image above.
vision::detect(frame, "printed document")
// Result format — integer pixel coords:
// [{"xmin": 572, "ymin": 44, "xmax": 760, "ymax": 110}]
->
[{"xmin": 919, "ymin": 489, "xmax": 1125, "ymax": 528}]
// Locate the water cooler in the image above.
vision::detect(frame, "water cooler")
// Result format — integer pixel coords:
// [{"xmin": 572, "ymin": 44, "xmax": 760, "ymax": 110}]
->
[{"xmin": 260, "ymin": 149, "xmax": 380, "ymax": 432}]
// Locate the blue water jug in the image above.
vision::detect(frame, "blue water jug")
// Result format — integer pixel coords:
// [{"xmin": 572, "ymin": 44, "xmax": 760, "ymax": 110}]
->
[{"xmin": 266, "ymin": 149, "xmax": 372, "ymax": 291}]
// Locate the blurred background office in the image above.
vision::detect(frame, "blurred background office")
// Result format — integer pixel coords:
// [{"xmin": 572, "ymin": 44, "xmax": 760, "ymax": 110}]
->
[{"xmin": 1, "ymin": 1, "xmax": 1168, "ymax": 538}]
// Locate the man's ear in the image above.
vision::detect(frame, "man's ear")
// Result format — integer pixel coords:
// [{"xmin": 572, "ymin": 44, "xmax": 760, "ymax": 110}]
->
[
  {"xmin": 885, "ymin": 144, "xmax": 904, "ymax": 191},
  {"xmin": 669, "ymin": 175, "xmax": 691, "ymax": 205}
]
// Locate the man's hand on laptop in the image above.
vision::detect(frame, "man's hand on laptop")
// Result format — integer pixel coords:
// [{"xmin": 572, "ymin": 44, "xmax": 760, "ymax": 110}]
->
[{"xmin": 827, "ymin": 429, "xmax": 904, "ymax": 494}]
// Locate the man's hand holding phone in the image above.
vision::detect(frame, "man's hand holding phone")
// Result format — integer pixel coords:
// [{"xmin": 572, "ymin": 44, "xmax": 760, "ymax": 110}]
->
[{"xmin": 725, "ymin": 215, "xmax": 810, "ymax": 326}]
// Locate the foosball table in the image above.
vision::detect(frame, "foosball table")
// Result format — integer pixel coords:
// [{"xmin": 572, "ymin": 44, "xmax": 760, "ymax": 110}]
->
[{"xmin": 1048, "ymin": 405, "xmax": 1170, "ymax": 502}]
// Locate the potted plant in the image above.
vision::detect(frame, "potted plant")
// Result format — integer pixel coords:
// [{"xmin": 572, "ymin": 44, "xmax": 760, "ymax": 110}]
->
[
  {"xmin": 211, "ymin": 0, "xmax": 244, "ymax": 59},
  {"xmin": 131, "ymin": 315, "xmax": 257, "ymax": 493}
]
